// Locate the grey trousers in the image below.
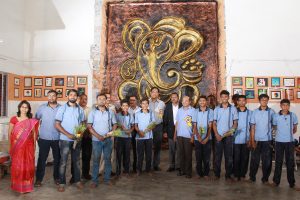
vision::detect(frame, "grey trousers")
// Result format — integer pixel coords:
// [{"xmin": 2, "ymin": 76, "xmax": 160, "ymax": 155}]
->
[{"xmin": 168, "ymin": 138, "xmax": 180, "ymax": 169}]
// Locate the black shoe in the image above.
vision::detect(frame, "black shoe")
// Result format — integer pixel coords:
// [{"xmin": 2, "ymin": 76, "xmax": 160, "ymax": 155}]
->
[
  {"xmin": 177, "ymin": 171, "xmax": 185, "ymax": 176},
  {"xmin": 83, "ymin": 174, "xmax": 92, "ymax": 180},
  {"xmin": 69, "ymin": 178, "xmax": 74, "ymax": 185},
  {"xmin": 111, "ymin": 172, "xmax": 116, "ymax": 176},
  {"xmin": 166, "ymin": 167, "xmax": 175, "ymax": 172},
  {"xmin": 176, "ymin": 168, "xmax": 181, "ymax": 171},
  {"xmin": 154, "ymin": 167, "xmax": 161, "ymax": 171},
  {"xmin": 185, "ymin": 175, "xmax": 192, "ymax": 179}
]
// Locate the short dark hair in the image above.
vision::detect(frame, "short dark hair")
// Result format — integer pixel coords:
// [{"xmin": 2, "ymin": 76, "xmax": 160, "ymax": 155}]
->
[
  {"xmin": 232, "ymin": 93, "xmax": 239, "ymax": 100},
  {"xmin": 96, "ymin": 93, "xmax": 107, "ymax": 99},
  {"xmin": 199, "ymin": 95, "xmax": 207, "ymax": 100},
  {"xmin": 237, "ymin": 95, "xmax": 247, "ymax": 100},
  {"xmin": 280, "ymin": 99, "xmax": 290, "ymax": 105},
  {"xmin": 129, "ymin": 95, "xmax": 138, "ymax": 100},
  {"xmin": 17, "ymin": 100, "xmax": 32, "ymax": 118},
  {"xmin": 79, "ymin": 93, "xmax": 87, "ymax": 98},
  {"xmin": 151, "ymin": 87, "xmax": 160, "ymax": 93},
  {"xmin": 170, "ymin": 92, "xmax": 179, "ymax": 98},
  {"xmin": 67, "ymin": 89, "xmax": 78, "ymax": 96},
  {"xmin": 120, "ymin": 99, "xmax": 129, "ymax": 106},
  {"xmin": 258, "ymin": 94, "xmax": 269, "ymax": 101},
  {"xmin": 47, "ymin": 89, "xmax": 58, "ymax": 96},
  {"xmin": 220, "ymin": 90, "xmax": 230, "ymax": 96},
  {"xmin": 141, "ymin": 97, "xmax": 149, "ymax": 104}
]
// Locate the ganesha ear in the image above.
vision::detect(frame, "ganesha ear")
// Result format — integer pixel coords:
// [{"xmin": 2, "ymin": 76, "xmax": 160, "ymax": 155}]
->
[{"xmin": 122, "ymin": 19, "xmax": 151, "ymax": 55}]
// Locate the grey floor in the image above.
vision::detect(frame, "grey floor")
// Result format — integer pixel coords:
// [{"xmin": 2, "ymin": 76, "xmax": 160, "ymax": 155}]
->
[{"xmin": 0, "ymin": 150, "xmax": 300, "ymax": 200}]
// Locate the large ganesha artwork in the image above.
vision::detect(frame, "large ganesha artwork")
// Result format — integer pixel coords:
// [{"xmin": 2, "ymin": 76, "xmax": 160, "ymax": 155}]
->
[{"xmin": 118, "ymin": 17, "xmax": 205, "ymax": 105}]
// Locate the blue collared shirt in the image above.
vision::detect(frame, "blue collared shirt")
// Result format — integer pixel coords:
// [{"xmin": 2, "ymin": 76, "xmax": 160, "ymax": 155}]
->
[
  {"xmin": 234, "ymin": 108, "xmax": 252, "ymax": 144},
  {"xmin": 88, "ymin": 107, "xmax": 117, "ymax": 141},
  {"xmin": 176, "ymin": 106, "xmax": 196, "ymax": 139},
  {"xmin": 195, "ymin": 107, "xmax": 214, "ymax": 140},
  {"xmin": 35, "ymin": 103, "xmax": 61, "ymax": 140},
  {"xmin": 213, "ymin": 104, "xmax": 238, "ymax": 136},
  {"xmin": 135, "ymin": 110, "xmax": 156, "ymax": 140},
  {"xmin": 55, "ymin": 103, "xmax": 85, "ymax": 141},
  {"xmin": 250, "ymin": 106, "xmax": 275, "ymax": 141},
  {"xmin": 116, "ymin": 112, "xmax": 134, "ymax": 138},
  {"xmin": 273, "ymin": 111, "xmax": 298, "ymax": 142},
  {"xmin": 149, "ymin": 99, "xmax": 165, "ymax": 124}
]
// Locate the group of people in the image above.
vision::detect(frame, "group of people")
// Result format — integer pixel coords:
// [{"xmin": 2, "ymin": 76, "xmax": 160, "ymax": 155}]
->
[{"xmin": 7, "ymin": 87, "xmax": 300, "ymax": 194}]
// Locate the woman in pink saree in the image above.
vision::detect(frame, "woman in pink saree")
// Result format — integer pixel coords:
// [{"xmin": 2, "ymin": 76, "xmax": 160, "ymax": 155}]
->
[{"xmin": 8, "ymin": 100, "xmax": 39, "ymax": 193}]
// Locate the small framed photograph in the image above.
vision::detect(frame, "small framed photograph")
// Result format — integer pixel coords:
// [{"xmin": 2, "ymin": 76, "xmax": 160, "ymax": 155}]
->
[
  {"xmin": 258, "ymin": 88, "xmax": 268, "ymax": 96},
  {"xmin": 24, "ymin": 77, "xmax": 32, "ymax": 87},
  {"xmin": 44, "ymin": 89, "xmax": 51, "ymax": 97},
  {"xmin": 55, "ymin": 88, "xmax": 63, "ymax": 98},
  {"xmin": 233, "ymin": 88, "xmax": 243, "ymax": 95},
  {"xmin": 34, "ymin": 78, "xmax": 43, "ymax": 86},
  {"xmin": 14, "ymin": 77, "xmax": 20, "ymax": 86},
  {"xmin": 55, "ymin": 78, "xmax": 65, "ymax": 86},
  {"xmin": 67, "ymin": 76, "xmax": 75, "ymax": 87},
  {"xmin": 297, "ymin": 91, "xmax": 300, "ymax": 99},
  {"xmin": 245, "ymin": 77, "xmax": 254, "ymax": 89},
  {"xmin": 271, "ymin": 91, "xmax": 281, "ymax": 99},
  {"xmin": 297, "ymin": 77, "xmax": 300, "ymax": 88},
  {"xmin": 285, "ymin": 89, "xmax": 294, "ymax": 100},
  {"xmin": 77, "ymin": 77, "xmax": 87, "ymax": 85},
  {"xmin": 34, "ymin": 88, "xmax": 42, "ymax": 98},
  {"xmin": 257, "ymin": 78, "xmax": 268, "ymax": 87},
  {"xmin": 283, "ymin": 78, "xmax": 295, "ymax": 87},
  {"xmin": 45, "ymin": 77, "xmax": 52, "ymax": 87},
  {"xmin": 14, "ymin": 88, "xmax": 19, "ymax": 98},
  {"xmin": 66, "ymin": 89, "xmax": 70, "ymax": 97},
  {"xmin": 24, "ymin": 89, "xmax": 32, "ymax": 97},
  {"xmin": 271, "ymin": 77, "xmax": 280, "ymax": 87},
  {"xmin": 78, "ymin": 87, "xmax": 86, "ymax": 95},
  {"xmin": 245, "ymin": 90, "xmax": 255, "ymax": 99},
  {"xmin": 232, "ymin": 77, "xmax": 243, "ymax": 86}
]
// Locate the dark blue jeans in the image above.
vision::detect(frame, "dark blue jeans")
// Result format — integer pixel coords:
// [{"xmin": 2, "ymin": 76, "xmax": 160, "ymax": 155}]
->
[
  {"xmin": 233, "ymin": 143, "xmax": 250, "ymax": 179},
  {"xmin": 58, "ymin": 140, "xmax": 81, "ymax": 185},
  {"xmin": 273, "ymin": 142, "xmax": 295, "ymax": 187},
  {"xmin": 249, "ymin": 141, "xmax": 272, "ymax": 182},
  {"xmin": 195, "ymin": 140, "xmax": 211, "ymax": 177},
  {"xmin": 36, "ymin": 139, "xmax": 60, "ymax": 182}
]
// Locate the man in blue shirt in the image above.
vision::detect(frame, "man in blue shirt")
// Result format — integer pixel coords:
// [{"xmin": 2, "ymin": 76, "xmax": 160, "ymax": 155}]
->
[
  {"xmin": 116, "ymin": 99, "xmax": 134, "ymax": 177},
  {"xmin": 55, "ymin": 89, "xmax": 85, "ymax": 192},
  {"xmin": 35, "ymin": 90, "xmax": 61, "ymax": 187},
  {"xmin": 213, "ymin": 90, "xmax": 238, "ymax": 181},
  {"xmin": 135, "ymin": 98, "xmax": 156, "ymax": 176},
  {"xmin": 87, "ymin": 93, "xmax": 117, "ymax": 187},
  {"xmin": 233, "ymin": 95, "xmax": 252, "ymax": 181},
  {"xmin": 174, "ymin": 96, "xmax": 196, "ymax": 178},
  {"xmin": 271, "ymin": 99, "xmax": 300, "ymax": 190},
  {"xmin": 249, "ymin": 94, "xmax": 275, "ymax": 184},
  {"xmin": 193, "ymin": 95, "xmax": 213, "ymax": 179}
]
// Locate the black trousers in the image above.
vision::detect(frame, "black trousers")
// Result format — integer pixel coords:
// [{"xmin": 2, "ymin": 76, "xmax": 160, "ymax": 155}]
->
[
  {"xmin": 116, "ymin": 137, "xmax": 131, "ymax": 175},
  {"xmin": 36, "ymin": 139, "xmax": 60, "ymax": 182},
  {"xmin": 195, "ymin": 140, "xmax": 211, "ymax": 177},
  {"xmin": 273, "ymin": 142, "xmax": 295, "ymax": 187},
  {"xmin": 131, "ymin": 130, "xmax": 137, "ymax": 172},
  {"xmin": 81, "ymin": 131, "xmax": 92, "ymax": 177},
  {"xmin": 152, "ymin": 123, "xmax": 163, "ymax": 168},
  {"xmin": 233, "ymin": 143, "xmax": 250, "ymax": 179},
  {"xmin": 177, "ymin": 136, "xmax": 193, "ymax": 176},
  {"xmin": 136, "ymin": 139, "xmax": 153, "ymax": 173},
  {"xmin": 249, "ymin": 141, "xmax": 272, "ymax": 182},
  {"xmin": 214, "ymin": 136, "xmax": 234, "ymax": 178}
]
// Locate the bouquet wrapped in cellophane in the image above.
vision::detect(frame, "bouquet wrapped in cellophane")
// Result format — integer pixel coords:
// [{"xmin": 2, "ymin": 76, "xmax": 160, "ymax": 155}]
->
[
  {"xmin": 73, "ymin": 124, "xmax": 86, "ymax": 149},
  {"xmin": 222, "ymin": 128, "xmax": 236, "ymax": 139},
  {"xmin": 199, "ymin": 127, "xmax": 206, "ymax": 136},
  {"xmin": 144, "ymin": 122, "xmax": 157, "ymax": 133},
  {"xmin": 104, "ymin": 129, "xmax": 123, "ymax": 138}
]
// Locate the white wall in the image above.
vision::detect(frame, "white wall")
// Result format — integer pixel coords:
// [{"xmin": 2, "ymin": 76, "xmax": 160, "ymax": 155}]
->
[{"xmin": 225, "ymin": 0, "xmax": 300, "ymax": 138}]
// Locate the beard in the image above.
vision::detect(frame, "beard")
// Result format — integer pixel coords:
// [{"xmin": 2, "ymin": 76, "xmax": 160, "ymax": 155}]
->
[{"xmin": 69, "ymin": 99, "xmax": 77, "ymax": 103}]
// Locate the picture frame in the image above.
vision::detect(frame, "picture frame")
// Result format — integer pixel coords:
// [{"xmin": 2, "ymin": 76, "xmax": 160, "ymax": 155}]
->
[
  {"xmin": 55, "ymin": 78, "xmax": 65, "ymax": 86},
  {"xmin": 232, "ymin": 77, "xmax": 243, "ymax": 86},
  {"xmin": 245, "ymin": 77, "xmax": 254, "ymax": 89},
  {"xmin": 283, "ymin": 78, "xmax": 295, "ymax": 87},
  {"xmin": 44, "ymin": 89, "xmax": 51, "ymax": 97},
  {"xmin": 55, "ymin": 88, "xmax": 63, "ymax": 98},
  {"xmin": 34, "ymin": 88, "xmax": 42, "ymax": 98},
  {"xmin": 77, "ymin": 77, "xmax": 87, "ymax": 85},
  {"xmin": 34, "ymin": 78, "xmax": 43, "ymax": 86},
  {"xmin": 233, "ymin": 88, "xmax": 243, "ymax": 95},
  {"xmin": 257, "ymin": 78, "xmax": 268, "ymax": 87},
  {"xmin": 245, "ymin": 90, "xmax": 255, "ymax": 99},
  {"xmin": 66, "ymin": 89, "xmax": 70, "ymax": 97},
  {"xmin": 67, "ymin": 76, "xmax": 75, "ymax": 87},
  {"xmin": 297, "ymin": 91, "xmax": 300, "ymax": 99},
  {"xmin": 297, "ymin": 77, "xmax": 300, "ymax": 88},
  {"xmin": 258, "ymin": 88, "xmax": 268, "ymax": 96},
  {"xmin": 14, "ymin": 88, "xmax": 19, "ymax": 98},
  {"xmin": 77, "ymin": 87, "xmax": 86, "ymax": 96},
  {"xmin": 45, "ymin": 77, "xmax": 52, "ymax": 87},
  {"xmin": 271, "ymin": 91, "xmax": 281, "ymax": 99},
  {"xmin": 24, "ymin": 77, "xmax": 32, "ymax": 87},
  {"xmin": 271, "ymin": 77, "xmax": 280, "ymax": 87},
  {"xmin": 285, "ymin": 89, "xmax": 294, "ymax": 100},
  {"xmin": 24, "ymin": 89, "xmax": 32, "ymax": 97},
  {"xmin": 14, "ymin": 77, "xmax": 20, "ymax": 86}
]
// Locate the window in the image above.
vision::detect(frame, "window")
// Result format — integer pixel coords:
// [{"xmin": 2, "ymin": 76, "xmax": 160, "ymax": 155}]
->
[{"xmin": 0, "ymin": 72, "xmax": 8, "ymax": 117}]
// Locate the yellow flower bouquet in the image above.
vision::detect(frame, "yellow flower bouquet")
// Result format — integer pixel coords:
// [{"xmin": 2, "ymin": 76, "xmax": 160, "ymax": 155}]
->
[
  {"xmin": 222, "ymin": 128, "xmax": 236, "ymax": 139},
  {"xmin": 73, "ymin": 124, "xmax": 86, "ymax": 149}
]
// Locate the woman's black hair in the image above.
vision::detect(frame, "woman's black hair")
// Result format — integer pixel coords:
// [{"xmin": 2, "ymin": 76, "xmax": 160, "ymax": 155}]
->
[{"xmin": 17, "ymin": 100, "xmax": 33, "ymax": 118}]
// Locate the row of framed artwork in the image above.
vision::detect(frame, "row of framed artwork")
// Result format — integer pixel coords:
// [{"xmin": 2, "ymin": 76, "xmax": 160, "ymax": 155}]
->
[
  {"xmin": 232, "ymin": 88, "xmax": 299, "ymax": 100},
  {"xmin": 14, "ymin": 88, "xmax": 86, "ymax": 98},
  {"xmin": 232, "ymin": 77, "xmax": 298, "ymax": 88},
  {"xmin": 14, "ymin": 76, "xmax": 87, "ymax": 87}
]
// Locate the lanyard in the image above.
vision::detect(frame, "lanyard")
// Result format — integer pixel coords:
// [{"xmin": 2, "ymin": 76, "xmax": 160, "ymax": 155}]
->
[
  {"xmin": 289, "ymin": 113, "xmax": 293, "ymax": 142},
  {"xmin": 245, "ymin": 110, "xmax": 249, "ymax": 143}
]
